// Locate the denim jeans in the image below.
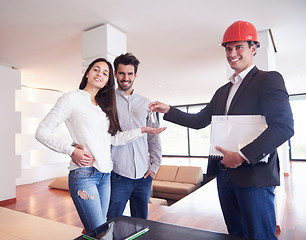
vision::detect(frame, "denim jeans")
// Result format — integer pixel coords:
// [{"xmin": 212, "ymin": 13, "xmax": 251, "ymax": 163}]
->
[
  {"xmin": 68, "ymin": 167, "xmax": 110, "ymax": 232},
  {"xmin": 107, "ymin": 172, "xmax": 153, "ymax": 220},
  {"xmin": 217, "ymin": 170, "xmax": 277, "ymax": 240}
]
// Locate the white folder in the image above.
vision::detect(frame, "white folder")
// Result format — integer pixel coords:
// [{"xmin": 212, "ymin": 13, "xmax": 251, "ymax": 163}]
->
[{"xmin": 209, "ymin": 115, "xmax": 267, "ymax": 158}]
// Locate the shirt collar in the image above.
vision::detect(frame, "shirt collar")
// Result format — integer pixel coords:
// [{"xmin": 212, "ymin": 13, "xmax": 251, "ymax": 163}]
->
[
  {"xmin": 229, "ymin": 64, "xmax": 255, "ymax": 84},
  {"xmin": 116, "ymin": 89, "xmax": 135, "ymax": 97}
]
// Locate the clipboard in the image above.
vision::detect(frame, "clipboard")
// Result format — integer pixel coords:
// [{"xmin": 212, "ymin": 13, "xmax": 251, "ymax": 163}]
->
[{"xmin": 207, "ymin": 115, "xmax": 267, "ymax": 176}]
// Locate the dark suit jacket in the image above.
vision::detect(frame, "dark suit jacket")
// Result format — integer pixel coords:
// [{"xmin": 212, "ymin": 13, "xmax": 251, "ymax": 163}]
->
[{"xmin": 164, "ymin": 66, "xmax": 294, "ymax": 188}]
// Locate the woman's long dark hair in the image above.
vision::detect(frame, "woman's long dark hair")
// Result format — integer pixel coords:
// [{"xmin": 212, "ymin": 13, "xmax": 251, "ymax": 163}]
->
[{"xmin": 79, "ymin": 58, "xmax": 121, "ymax": 136}]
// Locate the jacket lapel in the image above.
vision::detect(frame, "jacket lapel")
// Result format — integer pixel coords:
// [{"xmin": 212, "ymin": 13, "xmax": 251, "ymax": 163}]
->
[
  {"xmin": 220, "ymin": 82, "xmax": 232, "ymax": 114},
  {"xmin": 227, "ymin": 66, "xmax": 259, "ymax": 114}
]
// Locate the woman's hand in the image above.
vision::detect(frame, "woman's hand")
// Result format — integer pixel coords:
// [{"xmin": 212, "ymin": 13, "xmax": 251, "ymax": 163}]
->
[
  {"xmin": 149, "ymin": 101, "xmax": 170, "ymax": 113},
  {"xmin": 141, "ymin": 126, "xmax": 167, "ymax": 135},
  {"xmin": 71, "ymin": 147, "xmax": 95, "ymax": 167}
]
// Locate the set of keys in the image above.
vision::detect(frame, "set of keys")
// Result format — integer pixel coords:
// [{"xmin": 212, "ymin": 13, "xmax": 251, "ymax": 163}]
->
[{"xmin": 148, "ymin": 110, "xmax": 156, "ymax": 123}]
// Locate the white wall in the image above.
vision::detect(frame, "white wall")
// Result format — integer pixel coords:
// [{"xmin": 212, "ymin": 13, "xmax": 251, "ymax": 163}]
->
[
  {"xmin": 0, "ymin": 65, "xmax": 21, "ymax": 201},
  {"xmin": 15, "ymin": 87, "xmax": 71, "ymax": 185}
]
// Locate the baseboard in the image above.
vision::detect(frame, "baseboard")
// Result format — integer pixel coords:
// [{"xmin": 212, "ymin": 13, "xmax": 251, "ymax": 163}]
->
[{"xmin": 0, "ymin": 197, "xmax": 16, "ymax": 206}]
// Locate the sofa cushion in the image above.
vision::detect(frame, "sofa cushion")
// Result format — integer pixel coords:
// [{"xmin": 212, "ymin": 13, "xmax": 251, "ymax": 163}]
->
[
  {"xmin": 153, "ymin": 180, "xmax": 197, "ymax": 195},
  {"xmin": 174, "ymin": 166, "xmax": 203, "ymax": 184},
  {"xmin": 155, "ymin": 165, "xmax": 179, "ymax": 181},
  {"xmin": 48, "ymin": 176, "xmax": 69, "ymax": 190}
]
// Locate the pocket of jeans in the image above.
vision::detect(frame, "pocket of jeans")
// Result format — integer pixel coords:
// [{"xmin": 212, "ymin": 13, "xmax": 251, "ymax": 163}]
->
[
  {"xmin": 146, "ymin": 175, "xmax": 154, "ymax": 180},
  {"xmin": 72, "ymin": 167, "xmax": 94, "ymax": 180},
  {"xmin": 110, "ymin": 172, "xmax": 121, "ymax": 182}
]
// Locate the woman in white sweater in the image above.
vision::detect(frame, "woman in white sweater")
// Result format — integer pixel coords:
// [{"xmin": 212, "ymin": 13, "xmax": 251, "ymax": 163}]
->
[{"xmin": 35, "ymin": 58, "xmax": 165, "ymax": 232}]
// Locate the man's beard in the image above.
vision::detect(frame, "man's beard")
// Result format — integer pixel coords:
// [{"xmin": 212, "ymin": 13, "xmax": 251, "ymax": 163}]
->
[{"xmin": 118, "ymin": 81, "xmax": 132, "ymax": 91}]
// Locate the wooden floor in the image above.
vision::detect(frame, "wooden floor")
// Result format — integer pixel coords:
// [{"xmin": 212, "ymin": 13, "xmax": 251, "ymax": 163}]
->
[{"xmin": 1, "ymin": 160, "xmax": 306, "ymax": 239}]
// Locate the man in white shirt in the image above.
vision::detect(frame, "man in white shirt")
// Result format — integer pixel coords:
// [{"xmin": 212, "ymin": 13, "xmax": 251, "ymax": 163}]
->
[{"xmin": 107, "ymin": 53, "xmax": 162, "ymax": 220}]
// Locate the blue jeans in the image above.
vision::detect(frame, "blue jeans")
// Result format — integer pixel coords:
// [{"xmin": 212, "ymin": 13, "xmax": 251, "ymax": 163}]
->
[
  {"xmin": 68, "ymin": 167, "xmax": 110, "ymax": 232},
  {"xmin": 107, "ymin": 172, "xmax": 153, "ymax": 220},
  {"xmin": 217, "ymin": 170, "xmax": 277, "ymax": 240}
]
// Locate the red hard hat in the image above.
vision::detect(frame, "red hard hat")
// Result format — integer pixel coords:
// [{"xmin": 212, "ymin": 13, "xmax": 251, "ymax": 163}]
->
[{"xmin": 221, "ymin": 20, "xmax": 260, "ymax": 47}]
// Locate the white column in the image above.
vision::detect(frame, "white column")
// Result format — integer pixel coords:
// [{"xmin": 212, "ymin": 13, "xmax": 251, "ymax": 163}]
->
[
  {"xmin": 0, "ymin": 65, "xmax": 21, "ymax": 202},
  {"xmin": 255, "ymin": 30, "xmax": 277, "ymax": 71},
  {"xmin": 82, "ymin": 24, "xmax": 127, "ymax": 66}
]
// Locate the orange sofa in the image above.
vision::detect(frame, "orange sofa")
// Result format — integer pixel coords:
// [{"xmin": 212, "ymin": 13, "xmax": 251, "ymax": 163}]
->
[{"xmin": 152, "ymin": 165, "xmax": 203, "ymax": 201}]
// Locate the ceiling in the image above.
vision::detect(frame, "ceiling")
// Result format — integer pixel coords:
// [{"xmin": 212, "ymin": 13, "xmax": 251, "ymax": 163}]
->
[{"xmin": 1, "ymin": 0, "xmax": 306, "ymax": 105}]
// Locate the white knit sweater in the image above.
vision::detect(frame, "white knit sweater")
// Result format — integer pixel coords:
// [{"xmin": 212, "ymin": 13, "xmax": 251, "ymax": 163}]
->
[{"xmin": 35, "ymin": 90, "xmax": 142, "ymax": 173}]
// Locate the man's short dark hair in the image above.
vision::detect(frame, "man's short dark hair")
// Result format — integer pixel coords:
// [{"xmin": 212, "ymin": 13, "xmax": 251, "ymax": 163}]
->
[
  {"xmin": 247, "ymin": 41, "xmax": 260, "ymax": 48},
  {"xmin": 114, "ymin": 53, "xmax": 140, "ymax": 74}
]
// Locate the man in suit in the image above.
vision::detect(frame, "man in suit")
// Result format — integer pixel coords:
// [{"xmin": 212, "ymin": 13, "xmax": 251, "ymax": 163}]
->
[{"xmin": 149, "ymin": 21, "xmax": 294, "ymax": 240}]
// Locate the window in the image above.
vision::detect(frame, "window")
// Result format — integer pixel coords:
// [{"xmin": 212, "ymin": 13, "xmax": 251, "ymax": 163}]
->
[
  {"xmin": 159, "ymin": 93, "xmax": 306, "ymax": 161},
  {"xmin": 159, "ymin": 107, "xmax": 189, "ymax": 156},
  {"xmin": 159, "ymin": 104, "xmax": 210, "ymax": 157},
  {"xmin": 289, "ymin": 94, "xmax": 306, "ymax": 160},
  {"xmin": 188, "ymin": 105, "xmax": 210, "ymax": 156}
]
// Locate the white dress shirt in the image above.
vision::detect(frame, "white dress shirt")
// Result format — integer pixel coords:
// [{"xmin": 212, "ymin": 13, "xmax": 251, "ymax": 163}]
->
[{"xmin": 226, "ymin": 65, "xmax": 255, "ymax": 114}]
